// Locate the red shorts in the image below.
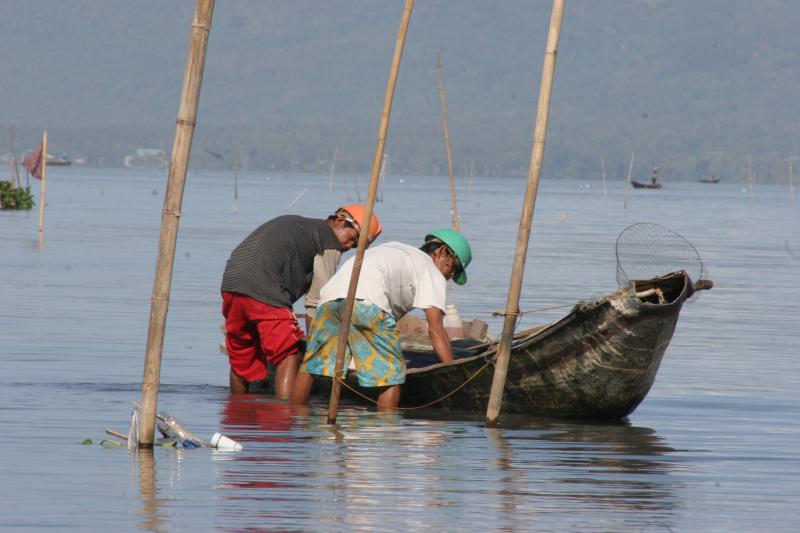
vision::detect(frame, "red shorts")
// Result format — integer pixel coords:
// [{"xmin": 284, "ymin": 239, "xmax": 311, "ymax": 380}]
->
[{"xmin": 221, "ymin": 292, "xmax": 304, "ymax": 382}]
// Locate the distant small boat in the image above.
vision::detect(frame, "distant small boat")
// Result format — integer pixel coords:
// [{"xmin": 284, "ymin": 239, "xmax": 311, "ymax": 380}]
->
[
  {"xmin": 631, "ymin": 180, "xmax": 663, "ymax": 189},
  {"xmin": 699, "ymin": 176, "xmax": 720, "ymax": 184},
  {"xmin": 46, "ymin": 154, "xmax": 72, "ymax": 166}
]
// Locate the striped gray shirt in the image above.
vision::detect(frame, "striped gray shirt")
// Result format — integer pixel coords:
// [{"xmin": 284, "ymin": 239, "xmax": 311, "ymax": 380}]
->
[{"xmin": 221, "ymin": 215, "xmax": 343, "ymax": 309}]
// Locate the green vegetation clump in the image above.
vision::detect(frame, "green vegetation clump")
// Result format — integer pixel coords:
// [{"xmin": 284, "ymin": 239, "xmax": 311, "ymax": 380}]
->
[{"xmin": 0, "ymin": 181, "xmax": 35, "ymax": 210}]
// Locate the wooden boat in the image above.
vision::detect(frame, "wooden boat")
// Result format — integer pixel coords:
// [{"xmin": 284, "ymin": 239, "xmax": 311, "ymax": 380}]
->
[
  {"xmin": 326, "ymin": 270, "xmax": 710, "ymax": 420},
  {"xmin": 699, "ymin": 176, "xmax": 720, "ymax": 184},
  {"xmin": 631, "ymin": 179, "xmax": 663, "ymax": 189}
]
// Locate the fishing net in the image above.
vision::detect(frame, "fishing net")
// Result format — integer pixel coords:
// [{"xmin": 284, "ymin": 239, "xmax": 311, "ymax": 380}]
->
[{"xmin": 615, "ymin": 223, "xmax": 706, "ymax": 301}]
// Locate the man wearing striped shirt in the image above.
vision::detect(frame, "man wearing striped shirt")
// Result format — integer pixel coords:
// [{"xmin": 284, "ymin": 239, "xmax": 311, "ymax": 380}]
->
[{"xmin": 221, "ymin": 205, "xmax": 382, "ymax": 397}]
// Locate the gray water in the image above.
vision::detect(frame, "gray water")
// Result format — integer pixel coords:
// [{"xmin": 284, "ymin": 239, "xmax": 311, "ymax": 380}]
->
[{"xmin": 1, "ymin": 167, "xmax": 798, "ymax": 532}]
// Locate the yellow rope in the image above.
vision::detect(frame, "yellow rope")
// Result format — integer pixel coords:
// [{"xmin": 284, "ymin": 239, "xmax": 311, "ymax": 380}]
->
[{"xmin": 333, "ymin": 359, "xmax": 494, "ymax": 410}]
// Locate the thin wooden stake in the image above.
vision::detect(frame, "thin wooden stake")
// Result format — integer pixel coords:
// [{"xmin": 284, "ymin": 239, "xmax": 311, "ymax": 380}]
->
[
  {"xmin": 232, "ymin": 144, "xmax": 239, "ymax": 213},
  {"xmin": 436, "ymin": 51, "xmax": 460, "ymax": 230},
  {"xmin": 38, "ymin": 131, "xmax": 48, "ymax": 236},
  {"xmin": 623, "ymin": 153, "xmax": 634, "ymax": 209},
  {"xmin": 328, "ymin": 146, "xmax": 339, "ymax": 193},
  {"xmin": 746, "ymin": 154, "xmax": 753, "ymax": 204},
  {"xmin": 600, "ymin": 153, "xmax": 607, "ymax": 199},
  {"xmin": 327, "ymin": 0, "xmax": 414, "ymax": 425},
  {"xmin": 378, "ymin": 153, "xmax": 388, "ymax": 202},
  {"xmin": 8, "ymin": 126, "xmax": 22, "ymax": 189},
  {"xmin": 285, "ymin": 186, "xmax": 310, "ymax": 210},
  {"xmin": 486, "ymin": 0, "xmax": 565, "ymax": 426},
  {"xmin": 468, "ymin": 160, "xmax": 474, "ymax": 193},
  {"xmin": 138, "ymin": 0, "xmax": 215, "ymax": 448}
]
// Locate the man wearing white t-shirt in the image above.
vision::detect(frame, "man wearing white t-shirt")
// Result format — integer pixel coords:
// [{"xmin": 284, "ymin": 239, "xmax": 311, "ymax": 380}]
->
[{"xmin": 290, "ymin": 228, "xmax": 473, "ymax": 409}]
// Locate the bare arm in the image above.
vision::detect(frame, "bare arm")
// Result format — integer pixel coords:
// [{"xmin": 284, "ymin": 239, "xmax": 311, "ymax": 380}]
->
[
  {"xmin": 424, "ymin": 306, "xmax": 453, "ymax": 364},
  {"xmin": 304, "ymin": 249, "xmax": 342, "ymax": 332}
]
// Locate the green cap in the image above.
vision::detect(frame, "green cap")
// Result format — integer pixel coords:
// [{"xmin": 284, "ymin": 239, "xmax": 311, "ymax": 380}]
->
[{"xmin": 425, "ymin": 228, "xmax": 472, "ymax": 285}]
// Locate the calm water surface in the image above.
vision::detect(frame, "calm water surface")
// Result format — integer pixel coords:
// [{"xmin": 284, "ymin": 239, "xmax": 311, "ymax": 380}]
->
[{"xmin": 1, "ymin": 167, "xmax": 798, "ymax": 532}]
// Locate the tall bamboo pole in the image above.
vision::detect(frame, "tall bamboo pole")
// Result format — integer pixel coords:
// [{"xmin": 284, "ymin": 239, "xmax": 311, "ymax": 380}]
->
[
  {"xmin": 328, "ymin": 146, "xmax": 339, "ymax": 193},
  {"xmin": 37, "ymin": 131, "xmax": 48, "ymax": 236},
  {"xmin": 138, "ymin": 0, "xmax": 215, "ymax": 448},
  {"xmin": 623, "ymin": 153, "xmax": 634, "ymax": 209},
  {"xmin": 486, "ymin": 0, "xmax": 565, "ymax": 426},
  {"xmin": 787, "ymin": 156, "xmax": 795, "ymax": 204},
  {"xmin": 436, "ymin": 51, "xmax": 460, "ymax": 230},
  {"xmin": 327, "ymin": 0, "xmax": 414, "ymax": 424}
]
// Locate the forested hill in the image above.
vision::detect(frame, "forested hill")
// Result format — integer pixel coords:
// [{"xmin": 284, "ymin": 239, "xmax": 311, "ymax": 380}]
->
[{"xmin": 2, "ymin": 0, "xmax": 799, "ymax": 181}]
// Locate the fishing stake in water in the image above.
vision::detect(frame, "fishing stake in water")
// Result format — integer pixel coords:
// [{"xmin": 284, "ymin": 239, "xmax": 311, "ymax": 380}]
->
[
  {"xmin": 139, "ymin": 0, "xmax": 215, "ymax": 448},
  {"xmin": 327, "ymin": 0, "xmax": 415, "ymax": 424},
  {"xmin": 486, "ymin": 0, "xmax": 565, "ymax": 426}
]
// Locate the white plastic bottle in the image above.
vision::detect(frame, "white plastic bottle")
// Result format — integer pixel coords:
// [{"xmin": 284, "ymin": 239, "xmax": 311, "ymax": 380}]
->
[{"xmin": 443, "ymin": 304, "xmax": 464, "ymax": 339}]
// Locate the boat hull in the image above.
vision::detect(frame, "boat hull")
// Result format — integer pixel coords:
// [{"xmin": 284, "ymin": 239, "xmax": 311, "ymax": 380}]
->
[{"xmin": 337, "ymin": 271, "xmax": 692, "ymax": 420}]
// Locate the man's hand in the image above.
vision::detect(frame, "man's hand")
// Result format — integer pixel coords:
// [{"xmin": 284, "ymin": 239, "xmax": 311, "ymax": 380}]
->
[{"xmin": 424, "ymin": 306, "xmax": 453, "ymax": 364}]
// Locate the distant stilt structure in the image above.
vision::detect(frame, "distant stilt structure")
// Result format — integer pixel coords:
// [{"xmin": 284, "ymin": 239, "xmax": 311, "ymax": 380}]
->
[
  {"xmin": 138, "ymin": 0, "xmax": 215, "ymax": 448},
  {"xmin": 486, "ymin": 0, "xmax": 565, "ymax": 426},
  {"xmin": 436, "ymin": 50, "xmax": 460, "ymax": 230},
  {"xmin": 600, "ymin": 153, "xmax": 607, "ymax": 199},
  {"xmin": 623, "ymin": 153, "xmax": 634, "ymax": 209},
  {"xmin": 232, "ymin": 144, "xmax": 239, "ymax": 213},
  {"xmin": 328, "ymin": 146, "xmax": 339, "ymax": 193}
]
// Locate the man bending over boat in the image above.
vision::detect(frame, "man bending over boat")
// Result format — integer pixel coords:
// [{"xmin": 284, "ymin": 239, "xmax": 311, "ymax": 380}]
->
[
  {"xmin": 220, "ymin": 204, "xmax": 382, "ymax": 397},
  {"xmin": 290, "ymin": 228, "xmax": 472, "ymax": 409}
]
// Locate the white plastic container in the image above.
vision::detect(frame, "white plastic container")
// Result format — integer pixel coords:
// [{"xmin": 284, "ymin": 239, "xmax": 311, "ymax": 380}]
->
[
  {"xmin": 443, "ymin": 304, "xmax": 464, "ymax": 339},
  {"xmin": 210, "ymin": 432, "xmax": 243, "ymax": 451}
]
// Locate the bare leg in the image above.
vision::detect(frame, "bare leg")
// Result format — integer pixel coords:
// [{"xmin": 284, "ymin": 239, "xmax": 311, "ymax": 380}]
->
[
  {"xmin": 289, "ymin": 370, "xmax": 314, "ymax": 405},
  {"xmin": 376, "ymin": 385, "xmax": 401, "ymax": 410},
  {"xmin": 229, "ymin": 369, "xmax": 249, "ymax": 394},
  {"xmin": 273, "ymin": 353, "xmax": 300, "ymax": 399}
]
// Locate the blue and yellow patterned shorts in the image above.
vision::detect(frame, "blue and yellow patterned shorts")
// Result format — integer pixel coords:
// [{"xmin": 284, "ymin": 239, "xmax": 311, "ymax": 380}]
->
[{"xmin": 300, "ymin": 299, "xmax": 405, "ymax": 387}]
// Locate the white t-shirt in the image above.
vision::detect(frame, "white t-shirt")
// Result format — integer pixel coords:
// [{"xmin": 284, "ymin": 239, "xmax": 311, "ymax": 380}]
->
[{"xmin": 319, "ymin": 242, "xmax": 447, "ymax": 319}]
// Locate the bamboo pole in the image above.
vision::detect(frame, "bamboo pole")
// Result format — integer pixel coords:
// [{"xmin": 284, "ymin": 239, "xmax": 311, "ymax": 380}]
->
[
  {"xmin": 378, "ymin": 153, "xmax": 388, "ymax": 202},
  {"xmin": 486, "ymin": 0, "xmax": 565, "ymax": 426},
  {"xmin": 8, "ymin": 126, "xmax": 22, "ymax": 189},
  {"xmin": 787, "ymin": 156, "xmax": 795, "ymax": 204},
  {"xmin": 436, "ymin": 50, "xmax": 460, "ymax": 230},
  {"xmin": 623, "ymin": 153, "xmax": 634, "ymax": 209},
  {"xmin": 232, "ymin": 144, "xmax": 239, "ymax": 213},
  {"xmin": 327, "ymin": 0, "xmax": 414, "ymax": 424},
  {"xmin": 38, "ymin": 131, "xmax": 48, "ymax": 236},
  {"xmin": 746, "ymin": 154, "xmax": 753, "ymax": 204},
  {"xmin": 285, "ymin": 185, "xmax": 310, "ymax": 210},
  {"xmin": 353, "ymin": 173, "xmax": 362, "ymax": 201},
  {"xmin": 138, "ymin": 0, "xmax": 215, "ymax": 448},
  {"xmin": 600, "ymin": 153, "xmax": 607, "ymax": 199},
  {"xmin": 468, "ymin": 160, "xmax": 474, "ymax": 193},
  {"xmin": 328, "ymin": 146, "xmax": 339, "ymax": 193}
]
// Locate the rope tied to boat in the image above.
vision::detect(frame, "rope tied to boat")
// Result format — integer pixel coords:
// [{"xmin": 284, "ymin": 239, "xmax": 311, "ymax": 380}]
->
[{"xmin": 333, "ymin": 359, "xmax": 493, "ymax": 410}]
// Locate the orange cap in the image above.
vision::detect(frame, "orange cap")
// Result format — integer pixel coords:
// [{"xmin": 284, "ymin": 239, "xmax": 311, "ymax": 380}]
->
[{"xmin": 337, "ymin": 203, "xmax": 382, "ymax": 244}]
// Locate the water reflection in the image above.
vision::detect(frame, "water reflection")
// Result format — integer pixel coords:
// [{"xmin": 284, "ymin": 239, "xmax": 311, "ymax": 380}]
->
[
  {"xmin": 208, "ymin": 399, "xmax": 683, "ymax": 530},
  {"xmin": 135, "ymin": 449, "xmax": 167, "ymax": 533}
]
